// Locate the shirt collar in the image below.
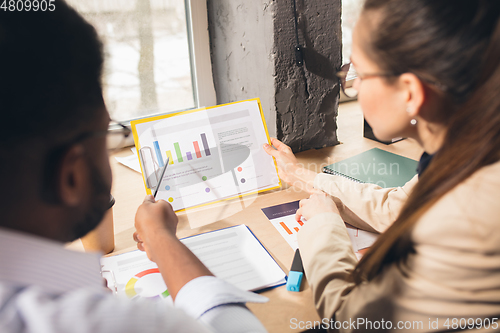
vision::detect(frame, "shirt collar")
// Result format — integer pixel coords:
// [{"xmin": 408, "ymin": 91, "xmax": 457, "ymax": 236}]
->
[
  {"xmin": 417, "ymin": 152, "xmax": 434, "ymax": 177},
  {"xmin": 0, "ymin": 227, "xmax": 104, "ymax": 294}
]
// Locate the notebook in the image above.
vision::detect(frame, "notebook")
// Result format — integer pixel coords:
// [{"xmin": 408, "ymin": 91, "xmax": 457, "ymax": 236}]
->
[
  {"xmin": 322, "ymin": 148, "xmax": 419, "ymax": 188},
  {"xmin": 101, "ymin": 225, "xmax": 286, "ymax": 303}
]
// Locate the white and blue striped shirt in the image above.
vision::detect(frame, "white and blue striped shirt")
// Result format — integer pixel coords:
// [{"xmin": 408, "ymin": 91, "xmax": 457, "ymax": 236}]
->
[{"xmin": 0, "ymin": 228, "xmax": 268, "ymax": 333}]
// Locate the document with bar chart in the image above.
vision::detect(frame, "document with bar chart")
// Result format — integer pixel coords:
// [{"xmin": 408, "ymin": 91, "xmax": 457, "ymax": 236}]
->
[
  {"xmin": 131, "ymin": 98, "xmax": 281, "ymax": 211},
  {"xmin": 261, "ymin": 200, "xmax": 304, "ymax": 250},
  {"xmin": 262, "ymin": 200, "xmax": 379, "ymax": 258}
]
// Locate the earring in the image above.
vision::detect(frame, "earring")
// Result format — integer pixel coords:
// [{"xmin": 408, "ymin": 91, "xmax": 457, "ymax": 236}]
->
[{"xmin": 407, "ymin": 106, "xmax": 417, "ymax": 125}]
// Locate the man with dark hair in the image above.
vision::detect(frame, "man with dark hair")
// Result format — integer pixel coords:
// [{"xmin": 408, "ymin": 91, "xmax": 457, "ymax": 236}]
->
[{"xmin": 0, "ymin": 2, "xmax": 267, "ymax": 332}]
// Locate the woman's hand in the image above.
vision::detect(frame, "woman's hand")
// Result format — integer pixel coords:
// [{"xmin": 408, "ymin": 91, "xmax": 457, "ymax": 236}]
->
[
  {"xmin": 263, "ymin": 138, "xmax": 317, "ymax": 192},
  {"xmin": 296, "ymin": 190, "xmax": 340, "ymax": 222}
]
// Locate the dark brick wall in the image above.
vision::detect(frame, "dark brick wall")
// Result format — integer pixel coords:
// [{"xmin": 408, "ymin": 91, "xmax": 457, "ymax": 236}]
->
[{"xmin": 207, "ymin": 0, "xmax": 341, "ymax": 152}]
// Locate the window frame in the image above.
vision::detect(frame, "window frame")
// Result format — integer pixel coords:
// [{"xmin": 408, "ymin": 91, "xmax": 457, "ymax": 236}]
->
[
  {"xmin": 110, "ymin": 0, "xmax": 216, "ymax": 148},
  {"xmin": 185, "ymin": 0, "xmax": 217, "ymax": 109}
]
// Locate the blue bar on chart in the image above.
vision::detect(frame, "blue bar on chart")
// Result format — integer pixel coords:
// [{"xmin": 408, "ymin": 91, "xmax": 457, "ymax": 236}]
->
[
  {"xmin": 186, "ymin": 151, "xmax": 193, "ymax": 160},
  {"xmin": 154, "ymin": 141, "xmax": 164, "ymax": 167},
  {"xmin": 201, "ymin": 133, "xmax": 211, "ymax": 156}
]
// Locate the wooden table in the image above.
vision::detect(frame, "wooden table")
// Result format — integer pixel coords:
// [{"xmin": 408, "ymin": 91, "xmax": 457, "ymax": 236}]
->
[{"xmin": 69, "ymin": 101, "xmax": 423, "ymax": 332}]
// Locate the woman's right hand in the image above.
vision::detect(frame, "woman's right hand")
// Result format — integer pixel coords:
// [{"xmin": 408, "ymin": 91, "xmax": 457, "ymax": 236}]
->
[
  {"xmin": 263, "ymin": 138, "xmax": 317, "ymax": 192},
  {"xmin": 295, "ymin": 190, "xmax": 341, "ymax": 222}
]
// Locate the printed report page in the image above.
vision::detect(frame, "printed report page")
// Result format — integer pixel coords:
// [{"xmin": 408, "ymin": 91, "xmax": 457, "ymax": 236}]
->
[{"xmin": 133, "ymin": 99, "xmax": 280, "ymax": 211}]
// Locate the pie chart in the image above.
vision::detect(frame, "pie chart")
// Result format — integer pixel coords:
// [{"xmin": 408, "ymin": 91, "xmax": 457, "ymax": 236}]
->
[{"xmin": 125, "ymin": 268, "xmax": 169, "ymax": 299}]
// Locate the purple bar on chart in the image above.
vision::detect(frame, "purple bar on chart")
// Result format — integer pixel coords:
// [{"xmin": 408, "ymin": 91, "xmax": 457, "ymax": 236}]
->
[
  {"xmin": 186, "ymin": 151, "xmax": 193, "ymax": 160},
  {"xmin": 200, "ymin": 133, "xmax": 211, "ymax": 156}
]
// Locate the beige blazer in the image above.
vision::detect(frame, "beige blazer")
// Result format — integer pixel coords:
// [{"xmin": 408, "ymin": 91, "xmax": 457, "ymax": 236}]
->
[{"xmin": 297, "ymin": 161, "xmax": 500, "ymax": 332}]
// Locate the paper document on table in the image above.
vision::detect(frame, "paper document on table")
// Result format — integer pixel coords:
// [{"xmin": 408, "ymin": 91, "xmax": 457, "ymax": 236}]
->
[
  {"xmin": 262, "ymin": 201, "xmax": 379, "ymax": 259},
  {"xmin": 345, "ymin": 225, "xmax": 379, "ymax": 252},
  {"xmin": 131, "ymin": 98, "xmax": 281, "ymax": 211},
  {"xmin": 261, "ymin": 201, "xmax": 304, "ymax": 250},
  {"xmin": 115, "ymin": 147, "xmax": 141, "ymax": 173},
  {"xmin": 101, "ymin": 225, "xmax": 286, "ymax": 302}
]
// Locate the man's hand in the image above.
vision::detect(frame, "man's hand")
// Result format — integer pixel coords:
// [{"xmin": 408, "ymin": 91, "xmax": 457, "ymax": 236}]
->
[
  {"xmin": 133, "ymin": 195, "xmax": 178, "ymax": 262},
  {"xmin": 132, "ymin": 195, "xmax": 212, "ymax": 300},
  {"xmin": 296, "ymin": 190, "xmax": 341, "ymax": 222}
]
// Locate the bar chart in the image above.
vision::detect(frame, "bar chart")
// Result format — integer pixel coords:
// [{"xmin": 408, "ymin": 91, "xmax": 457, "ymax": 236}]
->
[
  {"xmin": 271, "ymin": 216, "xmax": 304, "ymax": 250},
  {"xmin": 164, "ymin": 132, "xmax": 212, "ymax": 165},
  {"xmin": 262, "ymin": 201, "xmax": 303, "ymax": 250},
  {"xmin": 278, "ymin": 220, "xmax": 303, "ymax": 235}
]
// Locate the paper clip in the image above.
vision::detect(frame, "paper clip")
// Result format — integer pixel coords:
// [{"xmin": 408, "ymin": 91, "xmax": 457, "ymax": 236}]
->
[
  {"xmin": 139, "ymin": 146, "xmax": 161, "ymax": 190},
  {"xmin": 101, "ymin": 268, "xmax": 118, "ymax": 295}
]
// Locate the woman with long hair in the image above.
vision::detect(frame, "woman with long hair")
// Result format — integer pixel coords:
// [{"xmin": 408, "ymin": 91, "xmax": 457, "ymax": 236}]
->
[{"xmin": 264, "ymin": 0, "xmax": 500, "ymax": 330}]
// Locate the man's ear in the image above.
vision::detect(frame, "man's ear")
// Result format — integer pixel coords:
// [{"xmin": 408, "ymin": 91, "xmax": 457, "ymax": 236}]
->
[
  {"xmin": 400, "ymin": 72, "xmax": 426, "ymax": 118},
  {"xmin": 56, "ymin": 144, "xmax": 89, "ymax": 206}
]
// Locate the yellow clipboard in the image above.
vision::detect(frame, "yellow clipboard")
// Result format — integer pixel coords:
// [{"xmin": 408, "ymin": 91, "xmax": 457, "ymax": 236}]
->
[{"xmin": 130, "ymin": 98, "xmax": 281, "ymax": 212}]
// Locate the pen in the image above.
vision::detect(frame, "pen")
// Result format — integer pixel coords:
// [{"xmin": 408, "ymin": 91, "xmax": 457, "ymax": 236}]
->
[
  {"xmin": 153, "ymin": 157, "xmax": 169, "ymax": 198},
  {"xmin": 286, "ymin": 248, "xmax": 304, "ymax": 292}
]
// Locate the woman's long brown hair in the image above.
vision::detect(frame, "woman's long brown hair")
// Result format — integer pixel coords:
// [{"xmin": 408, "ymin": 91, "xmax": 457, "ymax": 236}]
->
[{"xmin": 352, "ymin": 0, "xmax": 500, "ymax": 284}]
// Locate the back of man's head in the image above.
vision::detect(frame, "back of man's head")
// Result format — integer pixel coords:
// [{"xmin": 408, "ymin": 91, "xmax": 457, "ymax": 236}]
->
[{"xmin": 0, "ymin": 1, "xmax": 104, "ymax": 212}]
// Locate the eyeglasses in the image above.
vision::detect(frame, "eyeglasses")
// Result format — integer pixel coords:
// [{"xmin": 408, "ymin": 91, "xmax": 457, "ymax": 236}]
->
[
  {"xmin": 336, "ymin": 62, "xmax": 449, "ymax": 98},
  {"xmin": 335, "ymin": 62, "xmax": 399, "ymax": 98},
  {"xmin": 58, "ymin": 120, "xmax": 132, "ymax": 155},
  {"xmin": 105, "ymin": 121, "xmax": 132, "ymax": 154}
]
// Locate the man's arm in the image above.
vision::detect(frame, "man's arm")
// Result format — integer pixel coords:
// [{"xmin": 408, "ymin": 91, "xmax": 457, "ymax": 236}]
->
[
  {"xmin": 133, "ymin": 195, "xmax": 267, "ymax": 333},
  {"xmin": 134, "ymin": 196, "xmax": 211, "ymax": 299}
]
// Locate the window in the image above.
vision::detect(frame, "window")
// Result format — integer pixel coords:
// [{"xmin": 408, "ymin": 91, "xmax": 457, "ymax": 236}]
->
[
  {"xmin": 67, "ymin": 0, "xmax": 215, "ymax": 123},
  {"xmin": 340, "ymin": 0, "xmax": 363, "ymax": 101},
  {"xmin": 341, "ymin": 0, "xmax": 363, "ymax": 63}
]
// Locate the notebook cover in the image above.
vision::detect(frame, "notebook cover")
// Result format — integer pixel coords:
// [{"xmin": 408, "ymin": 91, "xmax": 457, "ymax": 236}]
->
[{"xmin": 322, "ymin": 148, "xmax": 418, "ymax": 188}]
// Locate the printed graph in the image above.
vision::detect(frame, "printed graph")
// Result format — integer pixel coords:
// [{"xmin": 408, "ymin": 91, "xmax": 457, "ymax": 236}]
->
[
  {"xmin": 133, "ymin": 99, "xmax": 281, "ymax": 212},
  {"xmin": 163, "ymin": 132, "xmax": 212, "ymax": 165},
  {"xmin": 278, "ymin": 220, "xmax": 303, "ymax": 235},
  {"xmin": 125, "ymin": 268, "xmax": 170, "ymax": 300}
]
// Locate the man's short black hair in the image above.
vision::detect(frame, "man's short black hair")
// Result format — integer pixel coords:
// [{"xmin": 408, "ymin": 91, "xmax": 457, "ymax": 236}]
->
[
  {"xmin": 0, "ymin": 0, "xmax": 105, "ymax": 209},
  {"xmin": 0, "ymin": 0, "xmax": 104, "ymax": 145}
]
